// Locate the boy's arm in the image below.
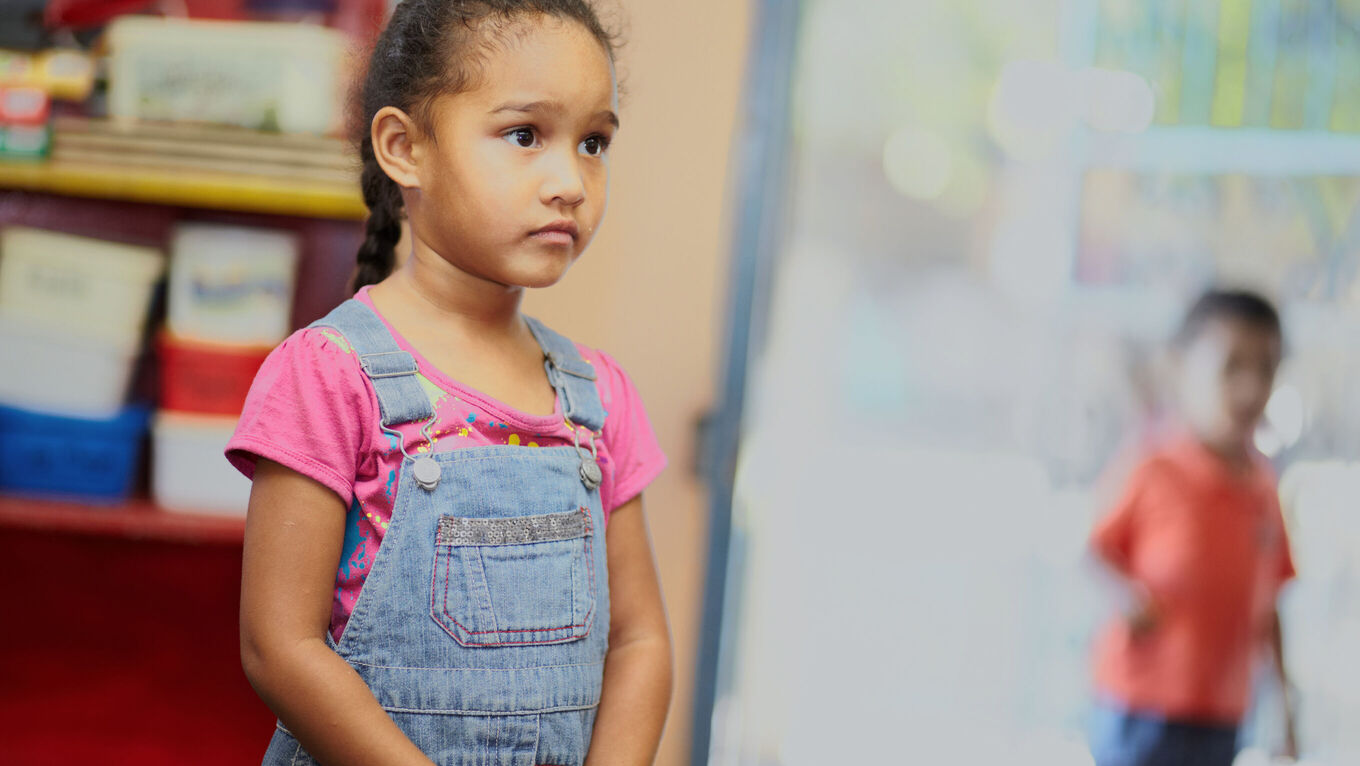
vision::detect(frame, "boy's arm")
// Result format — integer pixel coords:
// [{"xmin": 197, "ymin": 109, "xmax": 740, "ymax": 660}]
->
[
  {"xmin": 1087, "ymin": 550, "xmax": 1161, "ymax": 637},
  {"xmin": 585, "ymin": 493, "xmax": 674, "ymax": 766},
  {"xmin": 1089, "ymin": 463, "xmax": 1160, "ymax": 636},
  {"xmin": 240, "ymin": 458, "xmax": 436, "ymax": 766},
  {"xmin": 1268, "ymin": 609, "xmax": 1299, "ymax": 759}
]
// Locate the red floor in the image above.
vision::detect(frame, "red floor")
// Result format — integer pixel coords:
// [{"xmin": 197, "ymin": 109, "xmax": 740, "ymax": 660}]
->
[{"xmin": 3, "ymin": 527, "xmax": 276, "ymax": 764}]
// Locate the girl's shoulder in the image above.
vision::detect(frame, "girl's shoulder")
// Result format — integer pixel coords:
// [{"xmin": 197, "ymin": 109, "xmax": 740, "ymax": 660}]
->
[
  {"xmin": 569, "ymin": 343, "xmax": 641, "ymax": 411},
  {"xmin": 255, "ymin": 324, "xmax": 368, "ymax": 384},
  {"xmin": 566, "ymin": 341, "xmax": 667, "ymax": 510},
  {"xmin": 244, "ymin": 324, "xmax": 376, "ymax": 423},
  {"xmin": 227, "ymin": 324, "xmax": 380, "ymax": 502}
]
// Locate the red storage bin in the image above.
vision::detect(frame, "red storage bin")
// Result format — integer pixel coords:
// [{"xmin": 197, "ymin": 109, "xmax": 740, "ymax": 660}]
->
[
  {"xmin": 158, "ymin": 331, "xmax": 271, "ymax": 416},
  {"xmin": 0, "ymin": 86, "xmax": 50, "ymax": 125}
]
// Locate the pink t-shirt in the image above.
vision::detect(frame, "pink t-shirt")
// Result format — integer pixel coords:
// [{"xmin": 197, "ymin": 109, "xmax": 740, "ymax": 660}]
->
[{"xmin": 226, "ymin": 287, "xmax": 667, "ymax": 641}]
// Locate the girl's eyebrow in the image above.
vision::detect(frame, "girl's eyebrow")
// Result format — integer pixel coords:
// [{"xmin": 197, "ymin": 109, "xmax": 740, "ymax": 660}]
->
[{"xmin": 491, "ymin": 100, "xmax": 620, "ymax": 128}]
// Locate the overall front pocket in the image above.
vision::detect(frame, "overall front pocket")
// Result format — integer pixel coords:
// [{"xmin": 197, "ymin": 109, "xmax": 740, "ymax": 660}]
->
[{"xmin": 431, "ymin": 507, "xmax": 596, "ymax": 647}]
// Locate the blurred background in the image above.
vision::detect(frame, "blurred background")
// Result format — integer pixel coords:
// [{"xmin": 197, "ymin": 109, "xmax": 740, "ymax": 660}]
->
[
  {"xmin": 705, "ymin": 2, "xmax": 1360, "ymax": 766},
  {"xmin": 1, "ymin": 1, "xmax": 1357, "ymax": 765}
]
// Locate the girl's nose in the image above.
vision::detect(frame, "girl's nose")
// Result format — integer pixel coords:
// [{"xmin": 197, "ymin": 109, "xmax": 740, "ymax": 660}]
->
[{"xmin": 540, "ymin": 150, "xmax": 586, "ymax": 207}]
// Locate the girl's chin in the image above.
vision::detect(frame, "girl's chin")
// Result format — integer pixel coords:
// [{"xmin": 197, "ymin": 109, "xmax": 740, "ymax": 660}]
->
[
  {"xmin": 498, "ymin": 263, "xmax": 575, "ymax": 291},
  {"xmin": 509, "ymin": 249, "xmax": 580, "ymax": 288}
]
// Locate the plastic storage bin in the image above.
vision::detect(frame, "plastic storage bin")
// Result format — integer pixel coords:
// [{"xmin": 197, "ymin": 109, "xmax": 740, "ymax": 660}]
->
[
  {"xmin": 0, "ymin": 314, "xmax": 142, "ymax": 417},
  {"xmin": 158, "ymin": 332, "xmax": 271, "ymax": 416},
  {"xmin": 0, "ymin": 226, "xmax": 163, "ymax": 345},
  {"xmin": 152, "ymin": 411, "xmax": 251, "ymax": 515},
  {"xmin": 167, "ymin": 223, "xmax": 298, "ymax": 346},
  {"xmin": 107, "ymin": 17, "xmax": 345, "ymax": 135},
  {"xmin": 0, "ymin": 86, "xmax": 50, "ymax": 125},
  {"xmin": 0, "ymin": 403, "xmax": 151, "ymax": 503}
]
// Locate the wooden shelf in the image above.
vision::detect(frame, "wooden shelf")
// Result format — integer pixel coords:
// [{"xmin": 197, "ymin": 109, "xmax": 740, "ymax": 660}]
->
[
  {"xmin": 0, "ymin": 494, "xmax": 246, "ymax": 544},
  {"xmin": 0, "ymin": 158, "xmax": 367, "ymax": 220}
]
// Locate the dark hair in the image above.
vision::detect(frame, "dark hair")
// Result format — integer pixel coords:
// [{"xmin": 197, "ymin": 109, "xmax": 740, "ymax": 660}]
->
[
  {"xmin": 352, "ymin": 0, "xmax": 618, "ymax": 291},
  {"xmin": 1174, "ymin": 288, "xmax": 1282, "ymax": 347}
]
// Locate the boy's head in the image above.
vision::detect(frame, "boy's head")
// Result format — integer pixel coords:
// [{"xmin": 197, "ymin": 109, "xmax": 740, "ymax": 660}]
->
[{"xmin": 1172, "ymin": 289, "xmax": 1283, "ymax": 454}]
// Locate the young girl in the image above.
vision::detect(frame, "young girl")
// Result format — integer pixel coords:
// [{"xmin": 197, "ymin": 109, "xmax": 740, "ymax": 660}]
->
[{"xmin": 227, "ymin": 2, "xmax": 673, "ymax": 764}]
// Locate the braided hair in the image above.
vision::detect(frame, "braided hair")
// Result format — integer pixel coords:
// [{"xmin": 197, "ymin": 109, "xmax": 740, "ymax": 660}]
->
[{"xmin": 352, "ymin": 0, "xmax": 618, "ymax": 290}]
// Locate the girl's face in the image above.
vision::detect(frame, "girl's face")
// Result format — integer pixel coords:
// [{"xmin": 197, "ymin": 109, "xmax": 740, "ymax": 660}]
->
[
  {"xmin": 1176, "ymin": 317, "xmax": 1282, "ymax": 452},
  {"xmin": 407, "ymin": 16, "xmax": 617, "ymax": 290}
]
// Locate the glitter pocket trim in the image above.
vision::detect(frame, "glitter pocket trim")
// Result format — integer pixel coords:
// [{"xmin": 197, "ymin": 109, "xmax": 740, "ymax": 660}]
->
[{"xmin": 436, "ymin": 508, "xmax": 591, "ymax": 547}]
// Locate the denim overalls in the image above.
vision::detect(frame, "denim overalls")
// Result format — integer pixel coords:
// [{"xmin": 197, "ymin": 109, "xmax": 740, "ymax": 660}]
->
[{"xmin": 262, "ymin": 300, "xmax": 610, "ymax": 766}]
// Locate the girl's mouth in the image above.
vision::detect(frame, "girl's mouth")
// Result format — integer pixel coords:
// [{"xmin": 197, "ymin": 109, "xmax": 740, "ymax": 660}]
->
[{"xmin": 529, "ymin": 220, "xmax": 579, "ymax": 246}]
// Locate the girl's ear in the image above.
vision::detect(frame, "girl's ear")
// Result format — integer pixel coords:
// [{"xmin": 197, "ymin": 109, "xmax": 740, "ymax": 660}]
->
[{"xmin": 372, "ymin": 106, "xmax": 423, "ymax": 189}]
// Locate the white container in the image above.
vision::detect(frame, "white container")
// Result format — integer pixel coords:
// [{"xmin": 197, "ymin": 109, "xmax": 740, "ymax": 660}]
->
[
  {"xmin": 0, "ymin": 313, "xmax": 141, "ymax": 418},
  {"xmin": 168, "ymin": 223, "xmax": 299, "ymax": 346},
  {"xmin": 0, "ymin": 226, "xmax": 163, "ymax": 346},
  {"xmin": 152, "ymin": 411, "xmax": 251, "ymax": 515},
  {"xmin": 108, "ymin": 17, "xmax": 344, "ymax": 135}
]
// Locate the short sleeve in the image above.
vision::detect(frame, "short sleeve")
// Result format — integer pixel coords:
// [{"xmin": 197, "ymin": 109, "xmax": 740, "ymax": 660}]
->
[
  {"xmin": 584, "ymin": 348, "xmax": 667, "ymax": 514},
  {"xmin": 1091, "ymin": 458, "xmax": 1158, "ymax": 575},
  {"xmin": 225, "ymin": 327, "xmax": 376, "ymax": 505}
]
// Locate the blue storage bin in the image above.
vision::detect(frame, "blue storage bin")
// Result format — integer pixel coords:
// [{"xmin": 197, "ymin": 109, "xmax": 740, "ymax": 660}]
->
[{"xmin": 0, "ymin": 403, "xmax": 151, "ymax": 503}]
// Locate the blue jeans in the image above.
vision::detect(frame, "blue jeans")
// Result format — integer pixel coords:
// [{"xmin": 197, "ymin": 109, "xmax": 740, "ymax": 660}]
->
[{"xmin": 1088, "ymin": 703, "xmax": 1240, "ymax": 766}]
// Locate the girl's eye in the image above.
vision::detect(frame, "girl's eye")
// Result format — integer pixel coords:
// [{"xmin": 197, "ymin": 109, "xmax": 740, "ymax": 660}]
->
[
  {"xmin": 505, "ymin": 128, "xmax": 538, "ymax": 148},
  {"xmin": 579, "ymin": 135, "xmax": 610, "ymax": 157}
]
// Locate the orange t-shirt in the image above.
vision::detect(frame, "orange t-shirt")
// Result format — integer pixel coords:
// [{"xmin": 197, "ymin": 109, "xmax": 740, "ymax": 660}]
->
[{"xmin": 1090, "ymin": 435, "xmax": 1295, "ymax": 724}]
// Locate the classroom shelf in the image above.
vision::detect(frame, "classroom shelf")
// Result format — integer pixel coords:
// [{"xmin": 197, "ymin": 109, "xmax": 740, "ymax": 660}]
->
[
  {"xmin": 0, "ymin": 493, "xmax": 246, "ymax": 544},
  {"xmin": 1081, "ymin": 126, "xmax": 1360, "ymax": 176},
  {"xmin": 0, "ymin": 158, "xmax": 367, "ymax": 220},
  {"xmin": 0, "ymin": 116, "xmax": 336, "ymax": 763}
]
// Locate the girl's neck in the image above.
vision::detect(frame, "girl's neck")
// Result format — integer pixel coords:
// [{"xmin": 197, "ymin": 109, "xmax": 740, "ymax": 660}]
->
[
  {"xmin": 384, "ymin": 244, "xmax": 524, "ymax": 334},
  {"xmin": 365, "ymin": 244, "xmax": 557, "ymax": 418}
]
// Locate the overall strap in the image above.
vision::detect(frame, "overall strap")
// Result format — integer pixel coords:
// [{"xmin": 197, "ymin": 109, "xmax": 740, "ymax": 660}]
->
[
  {"xmin": 309, "ymin": 300, "xmax": 435, "ymax": 428},
  {"xmin": 524, "ymin": 316, "xmax": 607, "ymax": 433}
]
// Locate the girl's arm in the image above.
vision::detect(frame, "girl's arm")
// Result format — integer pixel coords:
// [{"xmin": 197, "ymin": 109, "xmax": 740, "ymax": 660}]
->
[
  {"xmin": 584, "ymin": 493, "xmax": 674, "ymax": 766},
  {"xmin": 240, "ymin": 458, "xmax": 436, "ymax": 766}
]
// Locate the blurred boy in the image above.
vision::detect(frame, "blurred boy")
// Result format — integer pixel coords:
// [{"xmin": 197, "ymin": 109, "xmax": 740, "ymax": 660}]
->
[{"xmin": 1088, "ymin": 289, "xmax": 1297, "ymax": 766}]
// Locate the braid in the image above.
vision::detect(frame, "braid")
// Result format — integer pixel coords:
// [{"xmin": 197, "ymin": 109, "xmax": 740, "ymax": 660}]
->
[{"xmin": 352, "ymin": 137, "xmax": 402, "ymax": 290}]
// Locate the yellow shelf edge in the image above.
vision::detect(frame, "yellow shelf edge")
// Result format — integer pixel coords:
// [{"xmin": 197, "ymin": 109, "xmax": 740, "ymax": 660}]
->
[{"xmin": 0, "ymin": 160, "xmax": 367, "ymax": 220}]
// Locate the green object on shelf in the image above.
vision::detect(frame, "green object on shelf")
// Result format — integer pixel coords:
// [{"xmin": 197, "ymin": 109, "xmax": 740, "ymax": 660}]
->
[
  {"xmin": 0, "ymin": 122, "xmax": 50, "ymax": 159},
  {"xmin": 1332, "ymin": 0, "xmax": 1360, "ymax": 133},
  {"xmin": 1181, "ymin": 0, "xmax": 1220, "ymax": 126},
  {"xmin": 1210, "ymin": 0, "xmax": 1252, "ymax": 126},
  {"xmin": 1091, "ymin": 0, "xmax": 1360, "ymax": 131},
  {"xmin": 1155, "ymin": 0, "xmax": 1189, "ymax": 125}
]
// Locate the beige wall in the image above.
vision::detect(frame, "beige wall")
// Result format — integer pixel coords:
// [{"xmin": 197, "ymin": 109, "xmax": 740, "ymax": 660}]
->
[{"xmin": 523, "ymin": 2, "xmax": 754, "ymax": 765}]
